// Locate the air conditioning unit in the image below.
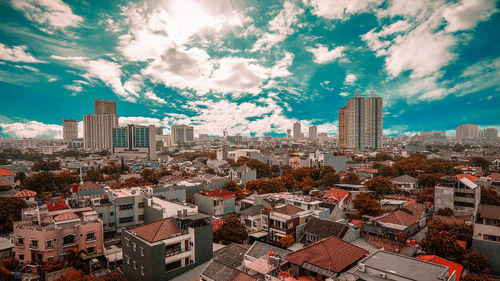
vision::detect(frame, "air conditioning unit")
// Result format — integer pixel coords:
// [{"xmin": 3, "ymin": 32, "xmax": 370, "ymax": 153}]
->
[
  {"xmin": 359, "ymin": 263, "xmax": 365, "ymax": 272},
  {"xmin": 379, "ymin": 272, "xmax": 386, "ymax": 279}
]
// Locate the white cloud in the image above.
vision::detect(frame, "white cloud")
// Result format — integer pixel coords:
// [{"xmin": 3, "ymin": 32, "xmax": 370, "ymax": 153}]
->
[
  {"xmin": 344, "ymin": 74, "xmax": 357, "ymax": 85},
  {"xmin": 0, "ymin": 43, "xmax": 43, "ymax": 63},
  {"xmin": 270, "ymin": 51, "xmax": 294, "ymax": 78},
  {"xmin": 144, "ymin": 91, "xmax": 167, "ymax": 104},
  {"xmin": 418, "ymin": 88, "xmax": 447, "ymax": 101},
  {"xmin": 339, "ymin": 92, "xmax": 350, "ymax": 97},
  {"xmin": 52, "ymin": 55, "xmax": 139, "ymax": 102},
  {"xmin": 0, "ymin": 121, "xmax": 62, "ymax": 139},
  {"xmin": 11, "ymin": 0, "xmax": 83, "ymax": 32},
  {"xmin": 118, "ymin": 116, "xmax": 162, "ymax": 127},
  {"xmin": 443, "ymin": 0, "xmax": 497, "ymax": 32},
  {"xmin": 305, "ymin": 0, "xmax": 381, "ymax": 19},
  {"xmin": 63, "ymin": 84, "xmax": 83, "ymax": 93},
  {"xmin": 307, "ymin": 44, "xmax": 345, "ymax": 64},
  {"xmin": 251, "ymin": 1, "xmax": 303, "ymax": 51}
]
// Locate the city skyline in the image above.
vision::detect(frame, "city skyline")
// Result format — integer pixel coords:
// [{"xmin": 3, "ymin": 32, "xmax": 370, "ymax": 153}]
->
[{"xmin": 0, "ymin": 0, "xmax": 499, "ymax": 139}]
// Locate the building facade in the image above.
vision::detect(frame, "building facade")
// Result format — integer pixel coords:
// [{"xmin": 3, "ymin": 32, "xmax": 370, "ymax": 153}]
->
[
  {"xmin": 171, "ymin": 125, "xmax": 194, "ymax": 144},
  {"xmin": 112, "ymin": 124, "xmax": 157, "ymax": 160},
  {"xmin": 456, "ymin": 124, "xmax": 480, "ymax": 139},
  {"xmin": 293, "ymin": 122, "xmax": 301, "ymax": 139},
  {"xmin": 484, "ymin": 127, "xmax": 498, "ymax": 140},
  {"xmin": 472, "ymin": 205, "xmax": 500, "ymax": 276},
  {"xmin": 308, "ymin": 126, "xmax": 317, "ymax": 139},
  {"xmin": 83, "ymin": 99, "xmax": 118, "ymax": 150},
  {"xmin": 62, "ymin": 119, "xmax": 78, "ymax": 142},
  {"xmin": 338, "ymin": 92, "xmax": 383, "ymax": 150}
]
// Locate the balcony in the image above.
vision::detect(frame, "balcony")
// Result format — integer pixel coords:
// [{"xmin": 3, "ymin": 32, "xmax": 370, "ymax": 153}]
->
[
  {"xmin": 15, "ymin": 242, "xmax": 24, "ymax": 248},
  {"xmin": 165, "ymin": 248, "xmax": 191, "ymax": 264},
  {"xmin": 29, "ymin": 244, "xmax": 38, "ymax": 249}
]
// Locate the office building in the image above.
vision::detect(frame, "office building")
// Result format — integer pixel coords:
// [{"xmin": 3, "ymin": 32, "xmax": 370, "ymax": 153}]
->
[
  {"xmin": 171, "ymin": 125, "xmax": 194, "ymax": 144},
  {"xmin": 456, "ymin": 124, "xmax": 480, "ymax": 139},
  {"xmin": 484, "ymin": 127, "xmax": 498, "ymax": 140},
  {"xmin": 84, "ymin": 99, "xmax": 118, "ymax": 150},
  {"xmin": 293, "ymin": 122, "xmax": 301, "ymax": 139},
  {"xmin": 309, "ymin": 126, "xmax": 317, "ymax": 139},
  {"xmin": 112, "ymin": 124, "xmax": 157, "ymax": 160},
  {"xmin": 62, "ymin": 119, "xmax": 78, "ymax": 142},
  {"xmin": 338, "ymin": 91, "xmax": 383, "ymax": 150}
]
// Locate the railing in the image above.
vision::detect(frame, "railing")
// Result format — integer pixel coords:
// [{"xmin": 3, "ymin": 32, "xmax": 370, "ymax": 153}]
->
[{"xmin": 165, "ymin": 248, "xmax": 190, "ymax": 257}]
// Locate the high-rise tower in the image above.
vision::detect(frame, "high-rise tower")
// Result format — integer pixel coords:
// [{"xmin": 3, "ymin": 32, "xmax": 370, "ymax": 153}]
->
[
  {"xmin": 62, "ymin": 119, "xmax": 78, "ymax": 142},
  {"xmin": 83, "ymin": 99, "xmax": 118, "ymax": 150}
]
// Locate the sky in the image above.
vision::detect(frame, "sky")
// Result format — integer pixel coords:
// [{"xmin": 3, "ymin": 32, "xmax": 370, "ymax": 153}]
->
[{"xmin": 0, "ymin": 0, "xmax": 499, "ymax": 139}]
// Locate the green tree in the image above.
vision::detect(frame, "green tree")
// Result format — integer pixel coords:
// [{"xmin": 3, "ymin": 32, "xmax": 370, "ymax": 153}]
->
[
  {"xmin": 341, "ymin": 173, "xmax": 361, "ymax": 184},
  {"xmin": 417, "ymin": 173, "xmax": 442, "ymax": 188},
  {"xmin": 55, "ymin": 171, "xmax": 80, "ymax": 194},
  {"xmin": 436, "ymin": 207, "xmax": 454, "ymax": 217},
  {"xmin": 83, "ymin": 170, "xmax": 105, "ymax": 182},
  {"xmin": 352, "ymin": 192, "xmax": 382, "ymax": 217},
  {"xmin": 213, "ymin": 217, "xmax": 248, "ymax": 245},
  {"xmin": 462, "ymin": 250, "xmax": 490, "ymax": 274},
  {"xmin": 421, "ymin": 230, "xmax": 465, "ymax": 261},
  {"xmin": 141, "ymin": 168, "xmax": 159, "ymax": 184},
  {"xmin": 365, "ymin": 176, "xmax": 397, "ymax": 195},
  {"xmin": 0, "ymin": 197, "xmax": 28, "ymax": 234},
  {"xmin": 321, "ymin": 172, "xmax": 340, "ymax": 187},
  {"xmin": 23, "ymin": 171, "xmax": 56, "ymax": 194},
  {"xmin": 417, "ymin": 187, "xmax": 434, "ymax": 203},
  {"xmin": 280, "ymin": 235, "xmax": 295, "ymax": 248},
  {"xmin": 31, "ymin": 161, "xmax": 60, "ymax": 172}
]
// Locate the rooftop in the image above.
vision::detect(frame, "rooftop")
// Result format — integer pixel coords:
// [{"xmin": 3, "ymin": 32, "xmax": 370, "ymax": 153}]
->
[
  {"xmin": 198, "ymin": 188, "xmax": 234, "ymax": 199},
  {"xmin": 0, "ymin": 168, "xmax": 15, "ymax": 176},
  {"xmin": 417, "ymin": 255, "xmax": 462, "ymax": 281},
  {"xmin": 478, "ymin": 205, "xmax": 500, "ymax": 220},
  {"xmin": 378, "ymin": 210, "xmax": 420, "ymax": 227},
  {"xmin": 128, "ymin": 218, "xmax": 181, "ymax": 243},
  {"xmin": 273, "ymin": 204, "xmax": 305, "ymax": 216},
  {"xmin": 15, "ymin": 189, "xmax": 37, "ymax": 198}
]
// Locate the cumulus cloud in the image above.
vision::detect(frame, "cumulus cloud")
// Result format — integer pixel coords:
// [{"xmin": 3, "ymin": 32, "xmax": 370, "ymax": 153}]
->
[
  {"xmin": 144, "ymin": 91, "xmax": 167, "ymax": 104},
  {"xmin": 0, "ymin": 43, "xmax": 43, "ymax": 63},
  {"xmin": 443, "ymin": 0, "xmax": 497, "ymax": 32},
  {"xmin": 307, "ymin": 44, "xmax": 345, "ymax": 64},
  {"xmin": 52, "ymin": 55, "xmax": 139, "ymax": 102},
  {"xmin": 305, "ymin": 0, "xmax": 380, "ymax": 19},
  {"xmin": 251, "ymin": 1, "xmax": 303, "ymax": 51},
  {"xmin": 11, "ymin": 0, "xmax": 83, "ymax": 32},
  {"xmin": 344, "ymin": 74, "xmax": 357, "ymax": 85},
  {"xmin": 0, "ymin": 121, "xmax": 62, "ymax": 139}
]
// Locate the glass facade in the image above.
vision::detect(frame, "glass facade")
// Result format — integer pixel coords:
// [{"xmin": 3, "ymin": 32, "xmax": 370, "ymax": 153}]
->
[
  {"xmin": 113, "ymin": 128, "xmax": 128, "ymax": 147},
  {"xmin": 135, "ymin": 127, "xmax": 149, "ymax": 147}
]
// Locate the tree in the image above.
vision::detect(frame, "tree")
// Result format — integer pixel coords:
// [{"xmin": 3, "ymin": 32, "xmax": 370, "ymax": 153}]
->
[
  {"xmin": 102, "ymin": 271, "xmax": 126, "ymax": 281},
  {"xmin": 377, "ymin": 165, "xmax": 397, "ymax": 177},
  {"xmin": 417, "ymin": 173, "xmax": 442, "ymax": 188},
  {"xmin": 225, "ymin": 180, "xmax": 238, "ymax": 192},
  {"xmin": 55, "ymin": 269, "xmax": 91, "ymax": 281},
  {"xmin": 365, "ymin": 176, "xmax": 397, "ymax": 195},
  {"xmin": 436, "ymin": 207, "xmax": 454, "ymax": 217},
  {"xmin": 141, "ymin": 168, "xmax": 159, "ymax": 185},
  {"xmin": 421, "ymin": 230, "xmax": 464, "ymax": 261},
  {"xmin": 101, "ymin": 163, "xmax": 121, "ymax": 175},
  {"xmin": 0, "ymin": 197, "xmax": 28, "ymax": 234},
  {"xmin": 470, "ymin": 157, "xmax": 489, "ymax": 171},
  {"xmin": 23, "ymin": 171, "xmax": 56, "ymax": 194},
  {"xmin": 31, "ymin": 161, "xmax": 60, "ymax": 172},
  {"xmin": 55, "ymin": 171, "xmax": 80, "ymax": 194},
  {"xmin": 341, "ymin": 173, "xmax": 360, "ymax": 184},
  {"xmin": 417, "ymin": 187, "xmax": 434, "ymax": 203},
  {"xmin": 40, "ymin": 192, "xmax": 53, "ymax": 203},
  {"xmin": 14, "ymin": 171, "xmax": 26, "ymax": 184},
  {"xmin": 321, "ymin": 172, "xmax": 340, "ymax": 187},
  {"xmin": 280, "ymin": 235, "xmax": 295, "ymax": 248},
  {"xmin": 481, "ymin": 187, "xmax": 500, "ymax": 205},
  {"xmin": 83, "ymin": 170, "xmax": 104, "ymax": 182},
  {"xmin": 352, "ymin": 192, "xmax": 382, "ymax": 217},
  {"xmin": 462, "ymin": 273, "xmax": 494, "ymax": 281},
  {"xmin": 280, "ymin": 174, "xmax": 298, "ymax": 191},
  {"xmin": 42, "ymin": 259, "xmax": 64, "ymax": 274},
  {"xmin": 462, "ymin": 250, "xmax": 490, "ymax": 274},
  {"xmin": 213, "ymin": 217, "xmax": 248, "ymax": 245}
]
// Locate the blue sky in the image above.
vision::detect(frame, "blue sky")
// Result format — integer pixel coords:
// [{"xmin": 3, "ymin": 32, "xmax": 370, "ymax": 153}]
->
[{"xmin": 0, "ymin": 0, "xmax": 499, "ymax": 139}]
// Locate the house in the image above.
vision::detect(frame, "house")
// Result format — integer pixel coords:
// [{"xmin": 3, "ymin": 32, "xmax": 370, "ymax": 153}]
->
[
  {"xmin": 122, "ymin": 214, "xmax": 212, "ymax": 281},
  {"xmin": 15, "ymin": 189, "xmax": 37, "ymax": 204},
  {"xmin": 417, "ymin": 255, "xmax": 463, "ymax": 281},
  {"xmin": 342, "ymin": 250, "xmax": 456, "ymax": 281},
  {"xmin": 200, "ymin": 244, "xmax": 254, "ymax": 281},
  {"xmin": 229, "ymin": 166, "xmax": 256, "ymax": 186},
  {"xmin": 322, "ymin": 188, "xmax": 352, "ymax": 220},
  {"xmin": 472, "ymin": 204, "xmax": 500, "ymax": 276},
  {"xmin": 0, "ymin": 168, "xmax": 15, "ymax": 186},
  {"xmin": 360, "ymin": 210, "xmax": 422, "ymax": 253},
  {"xmin": 13, "ymin": 206, "xmax": 103, "ymax": 264},
  {"xmin": 239, "ymin": 205, "xmax": 266, "ymax": 233},
  {"xmin": 194, "ymin": 189, "xmax": 235, "ymax": 216},
  {"xmin": 391, "ymin": 175, "xmax": 417, "ymax": 192},
  {"xmin": 243, "ymin": 241, "xmax": 290, "ymax": 277},
  {"xmin": 434, "ymin": 177, "xmax": 481, "ymax": 216},
  {"xmin": 286, "ymin": 236, "xmax": 367, "ymax": 280},
  {"xmin": 77, "ymin": 181, "xmax": 105, "ymax": 197},
  {"xmin": 299, "ymin": 217, "xmax": 359, "ymax": 244}
]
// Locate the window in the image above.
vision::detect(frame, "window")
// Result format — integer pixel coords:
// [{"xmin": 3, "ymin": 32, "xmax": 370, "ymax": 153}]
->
[
  {"xmin": 19, "ymin": 254, "xmax": 24, "ymax": 261},
  {"xmin": 46, "ymin": 240, "xmax": 52, "ymax": 248},
  {"xmin": 17, "ymin": 237, "xmax": 23, "ymax": 244},
  {"xmin": 31, "ymin": 239, "xmax": 38, "ymax": 247},
  {"xmin": 125, "ymin": 238, "xmax": 130, "ymax": 247},
  {"xmin": 125, "ymin": 255, "xmax": 130, "ymax": 264},
  {"xmin": 133, "ymin": 242, "xmax": 136, "ymax": 252},
  {"xmin": 140, "ymin": 247, "xmax": 144, "ymax": 256},
  {"xmin": 138, "ymin": 215, "xmax": 144, "ymax": 221},
  {"xmin": 141, "ymin": 266, "xmax": 144, "ymax": 276},
  {"xmin": 138, "ymin": 202, "xmax": 144, "ymax": 208},
  {"xmin": 109, "ymin": 223, "xmax": 115, "ymax": 227},
  {"xmin": 119, "ymin": 204, "xmax": 134, "ymax": 210},
  {"xmin": 86, "ymin": 232, "xmax": 95, "ymax": 240},
  {"xmin": 119, "ymin": 216, "xmax": 134, "ymax": 223},
  {"xmin": 87, "ymin": 246, "xmax": 95, "ymax": 253},
  {"xmin": 98, "ymin": 213, "xmax": 103, "ymax": 218},
  {"xmin": 110, "ymin": 212, "xmax": 114, "ymax": 216},
  {"xmin": 189, "ymin": 241, "xmax": 193, "ymax": 246},
  {"xmin": 63, "ymin": 234, "xmax": 75, "ymax": 245},
  {"xmin": 133, "ymin": 260, "xmax": 137, "ymax": 270}
]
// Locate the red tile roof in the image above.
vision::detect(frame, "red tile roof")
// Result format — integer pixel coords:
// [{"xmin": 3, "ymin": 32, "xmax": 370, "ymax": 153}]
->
[
  {"xmin": 0, "ymin": 178, "xmax": 11, "ymax": 187},
  {"xmin": 418, "ymin": 255, "xmax": 463, "ymax": 281},
  {"xmin": 54, "ymin": 212, "xmax": 79, "ymax": 222},
  {"xmin": 378, "ymin": 210, "xmax": 419, "ymax": 227},
  {"xmin": 15, "ymin": 189, "xmax": 37, "ymax": 198},
  {"xmin": 273, "ymin": 204, "xmax": 304, "ymax": 216},
  {"xmin": 323, "ymin": 188, "xmax": 350, "ymax": 203},
  {"xmin": 0, "ymin": 169, "xmax": 15, "ymax": 176},
  {"xmin": 403, "ymin": 202, "xmax": 426, "ymax": 218},
  {"xmin": 487, "ymin": 173, "xmax": 500, "ymax": 181},
  {"xmin": 129, "ymin": 219, "xmax": 181, "ymax": 243},
  {"xmin": 198, "ymin": 188, "xmax": 234, "ymax": 199},
  {"xmin": 432, "ymin": 215, "xmax": 471, "ymax": 225},
  {"xmin": 456, "ymin": 174, "xmax": 479, "ymax": 181},
  {"xmin": 47, "ymin": 202, "xmax": 70, "ymax": 211},
  {"xmin": 286, "ymin": 236, "xmax": 367, "ymax": 273},
  {"xmin": 79, "ymin": 181, "xmax": 102, "ymax": 191}
]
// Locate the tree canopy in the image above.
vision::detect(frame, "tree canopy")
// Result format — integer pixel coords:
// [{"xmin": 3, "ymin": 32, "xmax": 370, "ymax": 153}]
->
[{"xmin": 213, "ymin": 217, "xmax": 248, "ymax": 245}]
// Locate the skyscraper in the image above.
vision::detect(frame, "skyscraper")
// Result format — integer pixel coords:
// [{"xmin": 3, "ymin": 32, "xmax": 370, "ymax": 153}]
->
[
  {"xmin": 309, "ymin": 126, "xmax": 317, "ymax": 139},
  {"xmin": 293, "ymin": 122, "xmax": 301, "ymax": 139},
  {"xmin": 456, "ymin": 124, "xmax": 480, "ymax": 139},
  {"xmin": 112, "ymin": 124, "xmax": 156, "ymax": 160},
  {"xmin": 483, "ymin": 127, "xmax": 498, "ymax": 140},
  {"xmin": 171, "ymin": 125, "xmax": 194, "ymax": 144},
  {"xmin": 338, "ymin": 91, "xmax": 383, "ymax": 150},
  {"xmin": 62, "ymin": 119, "xmax": 78, "ymax": 142},
  {"xmin": 84, "ymin": 99, "xmax": 118, "ymax": 150}
]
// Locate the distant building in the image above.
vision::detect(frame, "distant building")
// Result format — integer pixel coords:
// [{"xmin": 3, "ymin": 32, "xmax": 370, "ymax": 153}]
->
[
  {"xmin": 339, "ymin": 91, "xmax": 383, "ymax": 150},
  {"xmin": 293, "ymin": 122, "xmax": 301, "ymax": 139},
  {"xmin": 62, "ymin": 119, "xmax": 78, "ymax": 142},
  {"xmin": 420, "ymin": 131, "xmax": 446, "ymax": 140},
  {"xmin": 198, "ymin": 133, "xmax": 209, "ymax": 140},
  {"xmin": 309, "ymin": 126, "xmax": 317, "ymax": 139},
  {"xmin": 112, "ymin": 124, "xmax": 157, "ymax": 160},
  {"xmin": 122, "ymin": 215, "xmax": 212, "ymax": 281},
  {"xmin": 193, "ymin": 189, "xmax": 235, "ymax": 216},
  {"xmin": 484, "ymin": 127, "xmax": 498, "ymax": 140},
  {"xmin": 171, "ymin": 125, "xmax": 194, "ymax": 144},
  {"xmin": 456, "ymin": 124, "xmax": 480, "ymax": 139},
  {"xmin": 84, "ymin": 99, "xmax": 118, "ymax": 150}
]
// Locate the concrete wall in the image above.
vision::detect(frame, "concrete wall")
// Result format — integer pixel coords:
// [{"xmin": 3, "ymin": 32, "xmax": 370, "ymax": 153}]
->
[
  {"xmin": 223, "ymin": 197, "xmax": 236, "ymax": 214},
  {"xmin": 434, "ymin": 186, "xmax": 454, "ymax": 211},
  {"xmin": 472, "ymin": 239, "xmax": 500, "ymax": 277}
]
